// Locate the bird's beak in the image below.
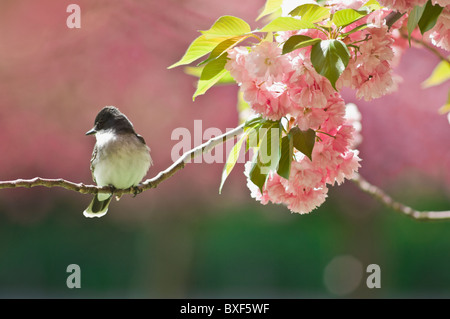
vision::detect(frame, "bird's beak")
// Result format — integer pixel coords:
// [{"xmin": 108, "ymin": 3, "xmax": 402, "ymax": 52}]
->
[{"xmin": 85, "ymin": 127, "xmax": 97, "ymax": 135}]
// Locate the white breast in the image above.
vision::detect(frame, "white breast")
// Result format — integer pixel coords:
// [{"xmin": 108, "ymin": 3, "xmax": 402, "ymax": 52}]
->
[{"xmin": 92, "ymin": 130, "xmax": 152, "ymax": 190}]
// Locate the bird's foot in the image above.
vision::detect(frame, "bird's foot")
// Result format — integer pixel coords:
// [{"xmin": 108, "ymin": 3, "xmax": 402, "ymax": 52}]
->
[
  {"xmin": 132, "ymin": 185, "xmax": 143, "ymax": 198},
  {"xmin": 107, "ymin": 185, "xmax": 122, "ymax": 201}
]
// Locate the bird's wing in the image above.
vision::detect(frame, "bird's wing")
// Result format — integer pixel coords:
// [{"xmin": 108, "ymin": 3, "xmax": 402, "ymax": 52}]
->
[{"xmin": 90, "ymin": 144, "xmax": 98, "ymax": 183}]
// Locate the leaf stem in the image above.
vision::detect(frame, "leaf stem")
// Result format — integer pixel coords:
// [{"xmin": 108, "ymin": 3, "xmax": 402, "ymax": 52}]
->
[{"xmin": 316, "ymin": 130, "xmax": 336, "ymax": 138}]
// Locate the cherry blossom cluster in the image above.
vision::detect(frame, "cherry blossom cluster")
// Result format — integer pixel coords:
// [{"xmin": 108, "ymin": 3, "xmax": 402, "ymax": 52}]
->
[
  {"xmin": 243, "ymin": 103, "xmax": 362, "ymax": 214},
  {"xmin": 339, "ymin": 24, "xmax": 401, "ymax": 100},
  {"xmin": 225, "ymin": 34, "xmax": 376, "ymax": 213},
  {"xmin": 223, "ymin": 0, "xmax": 449, "ymax": 214}
]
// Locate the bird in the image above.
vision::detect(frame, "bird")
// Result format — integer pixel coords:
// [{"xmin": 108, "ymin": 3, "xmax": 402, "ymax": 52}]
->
[{"xmin": 83, "ymin": 106, "xmax": 152, "ymax": 218}]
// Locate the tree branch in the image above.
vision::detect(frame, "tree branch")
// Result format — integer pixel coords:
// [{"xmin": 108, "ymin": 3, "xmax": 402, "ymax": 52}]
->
[
  {"xmin": 399, "ymin": 30, "xmax": 450, "ymax": 65},
  {"xmin": 383, "ymin": 10, "xmax": 450, "ymax": 65},
  {"xmin": 0, "ymin": 123, "xmax": 245, "ymax": 196},
  {"xmin": 385, "ymin": 11, "xmax": 406, "ymax": 30},
  {"xmin": 352, "ymin": 173, "xmax": 450, "ymax": 220},
  {"xmin": 0, "ymin": 123, "xmax": 448, "ymax": 220}
]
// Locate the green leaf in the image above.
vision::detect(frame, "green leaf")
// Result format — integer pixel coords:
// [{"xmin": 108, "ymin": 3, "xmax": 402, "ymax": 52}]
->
[
  {"xmin": 201, "ymin": 16, "xmax": 251, "ymax": 39},
  {"xmin": 244, "ymin": 117, "xmax": 281, "ymax": 153},
  {"xmin": 360, "ymin": 0, "xmax": 382, "ymax": 12},
  {"xmin": 263, "ymin": 31, "xmax": 274, "ymax": 42},
  {"xmin": 198, "ymin": 36, "xmax": 248, "ymax": 66},
  {"xmin": 249, "ymin": 158, "xmax": 268, "ymax": 192},
  {"xmin": 407, "ymin": 5, "xmax": 426, "ymax": 46},
  {"xmin": 219, "ymin": 133, "xmax": 247, "ymax": 193},
  {"xmin": 438, "ymin": 90, "xmax": 450, "ymax": 114},
  {"xmin": 184, "ymin": 66, "xmax": 203, "ymax": 77},
  {"xmin": 193, "ymin": 53, "xmax": 229, "ymax": 100},
  {"xmin": 332, "ymin": 8, "xmax": 367, "ymax": 27},
  {"xmin": 406, "ymin": 1, "xmax": 443, "ymax": 44},
  {"xmin": 282, "ymin": 35, "xmax": 322, "ymax": 54},
  {"xmin": 418, "ymin": 0, "xmax": 444, "ymax": 34},
  {"xmin": 260, "ymin": 17, "xmax": 315, "ymax": 32},
  {"xmin": 258, "ymin": 122, "xmax": 282, "ymax": 173},
  {"xmin": 310, "ymin": 39, "xmax": 350, "ymax": 90},
  {"xmin": 248, "ymin": 120, "xmax": 283, "ymax": 191},
  {"xmin": 289, "ymin": 4, "xmax": 330, "ymax": 23},
  {"xmin": 218, "ymin": 70, "xmax": 236, "ymax": 84},
  {"xmin": 341, "ymin": 23, "xmax": 369, "ymax": 37},
  {"xmin": 244, "ymin": 116, "xmax": 264, "ymax": 152},
  {"xmin": 422, "ymin": 60, "xmax": 450, "ymax": 88},
  {"xmin": 244, "ymin": 115, "xmax": 264, "ymax": 132},
  {"xmin": 184, "ymin": 66, "xmax": 235, "ymax": 84},
  {"xmin": 168, "ymin": 35, "xmax": 226, "ymax": 69},
  {"xmin": 290, "ymin": 127, "xmax": 316, "ymax": 161},
  {"xmin": 256, "ymin": 0, "xmax": 284, "ymax": 21},
  {"xmin": 277, "ymin": 135, "xmax": 293, "ymax": 179}
]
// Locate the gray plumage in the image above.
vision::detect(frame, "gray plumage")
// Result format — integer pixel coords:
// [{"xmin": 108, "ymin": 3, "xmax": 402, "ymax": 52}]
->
[{"xmin": 84, "ymin": 106, "xmax": 152, "ymax": 218}]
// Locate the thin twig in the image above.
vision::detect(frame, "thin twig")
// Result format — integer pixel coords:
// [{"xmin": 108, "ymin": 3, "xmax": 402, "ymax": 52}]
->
[
  {"xmin": 138, "ymin": 123, "xmax": 245, "ymax": 193},
  {"xmin": 385, "ymin": 11, "xmax": 406, "ymax": 31},
  {"xmin": 400, "ymin": 30, "xmax": 450, "ymax": 65},
  {"xmin": 352, "ymin": 173, "xmax": 450, "ymax": 220}
]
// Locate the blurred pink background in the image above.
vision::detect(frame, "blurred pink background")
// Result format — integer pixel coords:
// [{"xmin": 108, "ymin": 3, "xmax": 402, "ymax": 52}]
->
[{"xmin": 0, "ymin": 0, "xmax": 448, "ymax": 221}]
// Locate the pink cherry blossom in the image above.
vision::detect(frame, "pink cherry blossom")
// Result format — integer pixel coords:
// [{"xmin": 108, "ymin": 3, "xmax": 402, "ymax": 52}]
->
[
  {"xmin": 358, "ymin": 27, "xmax": 395, "ymax": 70},
  {"xmin": 332, "ymin": 150, "xmax": 361, "ymax": 185},
  {"xmin": 377, "ymin": 0, "xmax": 427, "ymax": 12},
  {"xmin": 241, "ymin": 80, "xmax": 292, "ymax": 120},
  {"xmin": 288, "ymin": 160, "xmax": 324, "ymax": 189},
  {"xmin": 332, "ymin": 125, "xmax": 355, "ymax": 153},
  {"xmin": 339, "ymin": 26, "xmax": 401, "ymax": 101},
  {"xmin": 295, "ymin": 107, "xmax": 328, "ymax": 130},
  {"xmin": 322, "ymin": 94, "xmax": 347, "ymax": 130},
  {"xmin": 354, "ymin": 62, "xmax": 400, "ymax": 101},
  {"xmin": 288, "ymin": 57, "xmax": 335, "ymax": 109},
  {"xmin": 225, "ymin": 46, "xmax": 250, "ymax": 84},
  {"xmin": 246, "ymin": 41, "xmax": 290, "ymax": 83},
  {"xmin": 344, "ymin": 103, "xmax": 363, "ymax": 148},
  {"xmin": 244, "ymin": 161, "xmax": 286, "ymax": 205},
  {"xmin": 286, "ymin": 187, "xmax": 328, "ymax": 214},
  {"xmin": 325, "ymin": 0, "xmax": 367, "ymax": 11},
  {"xmin": 427, "ymin": 8, "xmax": 450, "ymax": 51}
]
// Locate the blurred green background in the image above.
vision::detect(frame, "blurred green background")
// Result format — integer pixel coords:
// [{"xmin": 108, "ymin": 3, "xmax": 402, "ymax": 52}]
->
[
  {"xmin": 1, "ymin": 177, "xmax": 449, "ymax": 298},
  {"xmin": 0, "ymin": 0, "xmax": 449, "ymax": 298}
]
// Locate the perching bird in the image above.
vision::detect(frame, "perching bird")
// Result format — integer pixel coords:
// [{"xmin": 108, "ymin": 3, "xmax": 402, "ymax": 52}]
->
[{"xmin": 83, "ymin": 106, "xmax": 152, "ymax": 218}]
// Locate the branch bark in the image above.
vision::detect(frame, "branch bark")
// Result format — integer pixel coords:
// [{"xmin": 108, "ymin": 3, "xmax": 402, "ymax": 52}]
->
[
  {"xmin": 0, "ymin": 123, "xmax": 448, "ymax": 220},
  {"xmin": 352, "ymin": 174, "xmax": 450, "ymax": 220}
]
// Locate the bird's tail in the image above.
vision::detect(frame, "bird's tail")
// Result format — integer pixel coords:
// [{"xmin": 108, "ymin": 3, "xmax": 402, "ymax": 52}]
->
[{"xmin": 83, "ymin": 194, "xmax": 112, "ymax": 218}]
